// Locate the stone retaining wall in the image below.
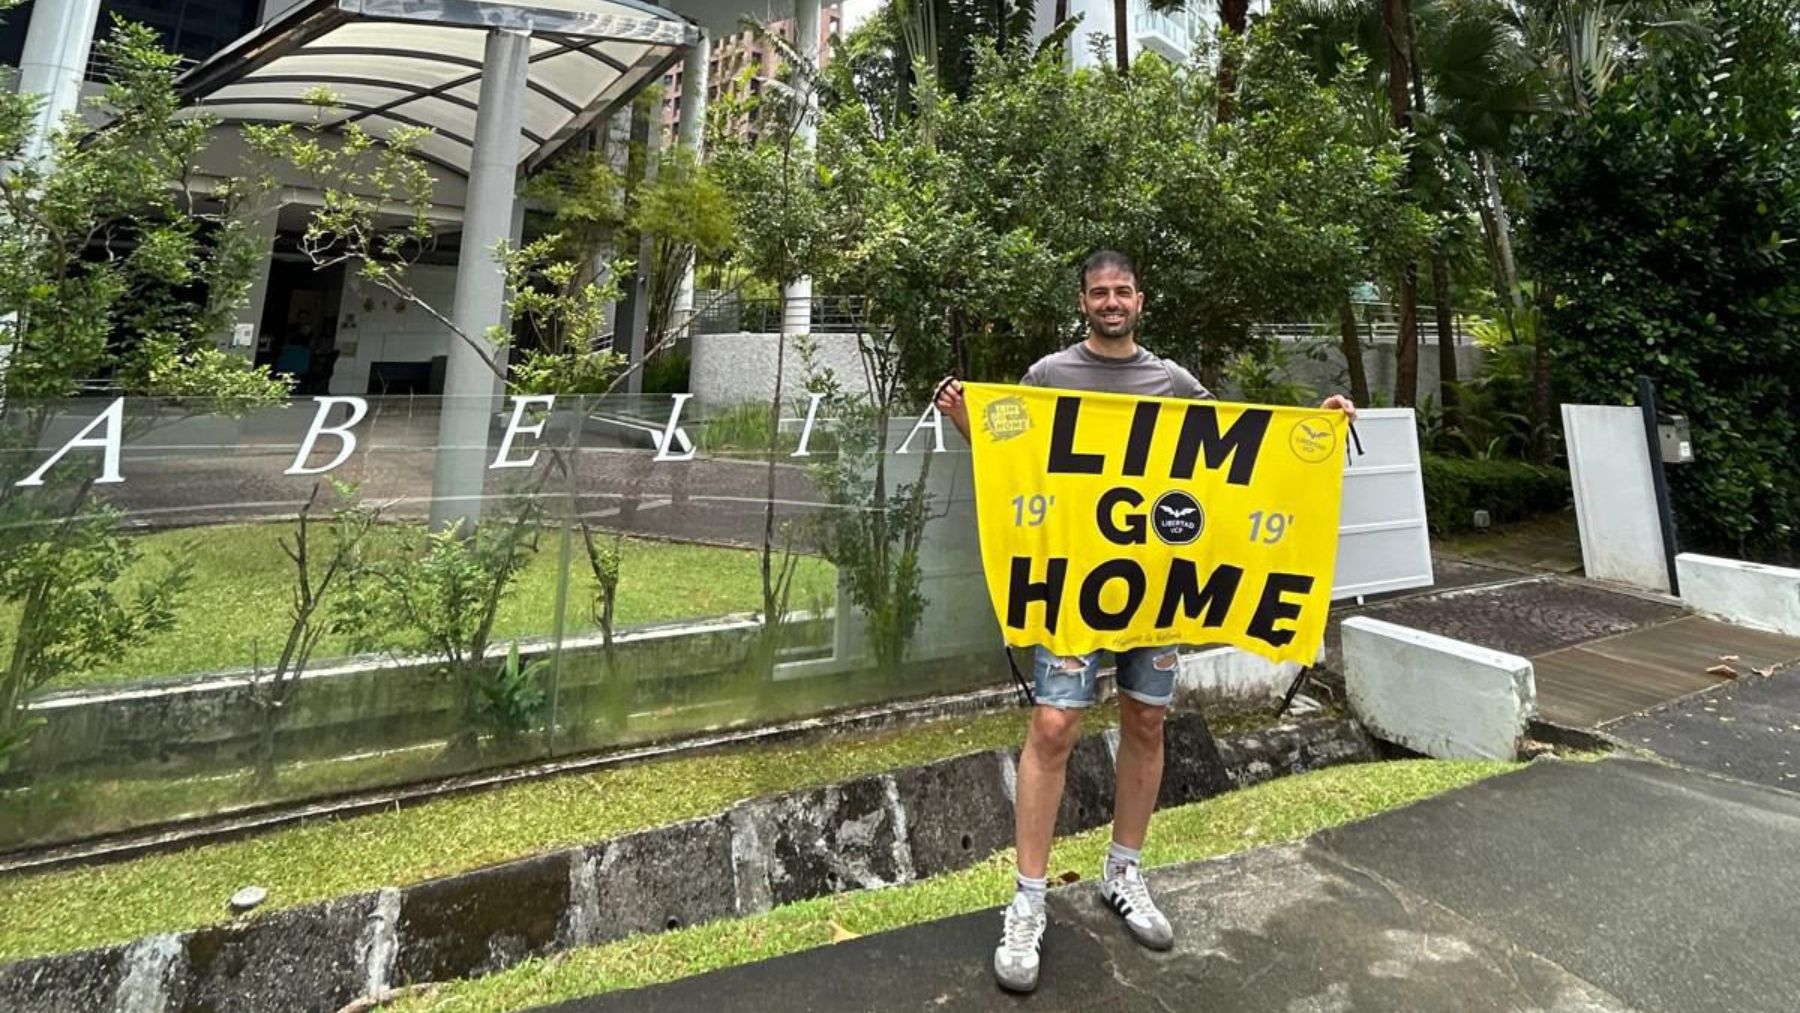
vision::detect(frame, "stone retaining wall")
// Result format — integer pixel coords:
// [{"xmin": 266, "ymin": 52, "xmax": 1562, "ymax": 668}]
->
[
  {"xmin": 14, "ymin": 615, "xmax": 832, "ymax": 784},
  {"xmin": 0, "ymin": 715, "xmax": 1375, "ymax": 1013}
]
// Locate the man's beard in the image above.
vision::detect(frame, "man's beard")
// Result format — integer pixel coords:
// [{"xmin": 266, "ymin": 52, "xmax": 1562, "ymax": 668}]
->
[{"xmin": 1088, "ymin": 309, "xmax": 1136, "ymax": 339}]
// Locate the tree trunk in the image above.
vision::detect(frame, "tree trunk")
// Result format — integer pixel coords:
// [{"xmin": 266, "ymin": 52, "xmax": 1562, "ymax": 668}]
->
[
  {"xmin": 256, "ymin": 714, "xmax": 279, "ymax": 789},
  {"xmin": 1214, "ymin": 0, "xmax": 1251, "ymax": 121},
  {"xmin": 1430, "ymin": 248, "xmax": 1459, "ymax": 425},
  {"xmin": 1383, "ymin": 0, "xmax": 1413, "ymax": 134},
  {"xmin": 1338, "ymin": 298, "xmax": 1370, "ymax": 407},
  {"xmin": 1114, "ymin": 0, "xmax": 1130, "ymax": 72},
  {"xmin": 1382, "ymin": 0, "xmax": 1420, "ymax": 408},
  {"xmin": 1219, "ymin": 0, "xmax": 1250, "ymax": 34},
  {"xmin": 1532, "ymin": 291, "xmax": 1554, "ymax": 463},
  {"xmin": 1395, "ymin": 265, "xmax": 1421, "ymax": 407},
  {"xmin": 1480, "ymin": 150, "xmax": 1521, "ymax": 311}
]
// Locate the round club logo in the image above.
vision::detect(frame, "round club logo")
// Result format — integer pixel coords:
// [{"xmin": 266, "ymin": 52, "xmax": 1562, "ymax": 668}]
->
[
  {"xmin": 1151, "ymin": 490, "xmax": 1205, "ymax": 546},
  {"xmin": 1288, "ymin": 415, "xmax": 1337, "ymax": 464},
  {"xmin": 983, "ymin": 396, "xmax": 1031, "ymax": 442}
]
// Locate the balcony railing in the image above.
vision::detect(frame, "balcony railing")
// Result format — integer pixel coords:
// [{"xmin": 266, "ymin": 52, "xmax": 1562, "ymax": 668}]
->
[{"xmin": 1134, "ymin": 10, "xmax": 1192, "ymax": 62}]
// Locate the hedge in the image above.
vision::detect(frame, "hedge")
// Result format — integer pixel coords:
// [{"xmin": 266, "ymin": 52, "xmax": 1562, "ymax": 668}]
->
[{"xmin": 1420, "ymin": 454, "xmax": 1571, "ymax": 535}]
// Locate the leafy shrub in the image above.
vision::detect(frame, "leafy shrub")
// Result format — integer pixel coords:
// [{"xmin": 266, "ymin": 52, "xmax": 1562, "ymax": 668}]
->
[
  {"xmin": 1222, "ymin": 340, "xmax": 1323, "ymax": 406},
  {"xmin": 475, "ymin": 642, "xmax": 549, "ymax": 739},
  {"xmin": 1524, "ymin": 0, "xmax": 1800, "ymax": 562},
  {"xmin": 642, "ymin": 349, "xmax": 690, "ymax": 396},
  {"xmin": 1421, "ymin": 454, "xmax": 1570, "ymax": 535}
]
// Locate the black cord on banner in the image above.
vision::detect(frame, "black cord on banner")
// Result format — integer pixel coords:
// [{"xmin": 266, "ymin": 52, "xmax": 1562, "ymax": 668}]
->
[
  {"xmin": 931, "ymin": 375, "xmax": 960, "ymax": 407},
  {"xmin": 1004, "ymin": 646, "xmax": 1036, "ymax": 707}
]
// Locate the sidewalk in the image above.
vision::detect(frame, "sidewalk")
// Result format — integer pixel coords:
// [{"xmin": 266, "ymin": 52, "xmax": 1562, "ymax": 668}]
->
[{"xmin": 539, "ymin": 753, "xmax": 1800, "ymax": 1013}]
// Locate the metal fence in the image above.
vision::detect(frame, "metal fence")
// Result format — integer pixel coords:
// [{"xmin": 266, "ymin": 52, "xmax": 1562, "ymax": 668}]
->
[
  {"xmin": 1255, "ymin": 302, "xmax": 1485, "ymax": 345},
  {"xmin": 688, "ymin": 295, "xmax": 1485, "ymax": 344},
  {"xmin": 689, "ymin": 293, "xmax": 871, "ymax": 335}
]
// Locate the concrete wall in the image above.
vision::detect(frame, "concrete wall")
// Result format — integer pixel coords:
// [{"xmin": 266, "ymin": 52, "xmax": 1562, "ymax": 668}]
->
[
  {"xmin": 329, "ymin": 264, "xmax": 460, "ymax": 396},
  {"xmin": 1676, "ymin": 554, "xmax": 1800, "ymax": 637},
  {"xmin": 1173, "ymin": 646, "xmax": 1299, "ymax": 705},
  {"xmin": 16, "ymin": 616, "xmax": 830, "ymax": 786},
  {"xmin": 1215, "ymin": 340, "xmax": 1488, "ymax": 406},
  {"xmin": 1341, "ymin": 616, "xmax": 1536, "ymax": 760},
  {"xmin": 689, "ymin": 332, "xmax": 874, "ymax": 407},
  {"xmin": 1563, "ymin": 404, "xmax": 1670, "ymax": 592},
  {"xmin": 0, "ymin": 714, "xmax": 1373, "ymax": 1013}
]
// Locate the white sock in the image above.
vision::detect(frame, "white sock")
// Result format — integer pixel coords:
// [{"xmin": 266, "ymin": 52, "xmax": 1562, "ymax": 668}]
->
[
  {"xmin": 1015, "ymin": 871, "xmax": 1048, "ymax": 912},
  {"xmin": 1104, "ymin": 840, "xmax": 1141, "ymax": 881}
]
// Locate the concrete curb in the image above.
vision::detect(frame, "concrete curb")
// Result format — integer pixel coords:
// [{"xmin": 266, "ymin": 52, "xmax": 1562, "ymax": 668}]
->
[
  {"xmin": 1676, "ymin": 553, "xmax": 1800, "ymax": 637},
  {"xmin": 1342, "ymin": 617, "xmax": 1536, "ymax": 761},
  {"xmin": 0, "ymin": 715, "xmax": 1374, "ymax": 1013}
]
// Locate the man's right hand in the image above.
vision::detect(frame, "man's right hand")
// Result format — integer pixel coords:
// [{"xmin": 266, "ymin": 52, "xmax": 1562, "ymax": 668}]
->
[{"xmin": 935, "ymin": 377, "xmax": 971, "ymax": 441}]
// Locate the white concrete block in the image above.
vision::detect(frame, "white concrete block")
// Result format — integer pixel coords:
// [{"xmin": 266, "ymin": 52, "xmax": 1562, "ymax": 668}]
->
[
  {"xmin": 1174, "ymin": 646, "xmax": 1299, "ymax": 704},
  {"xmin": 1676, "ymin": 553, "xmax": 1800, "ymax": 637},
  {"xmin": 1341, "ymin": 617, "xmax": 1536, "ymax": 761},
  {"xmin": 1563, "ymin": 404, "xmax": 1669, "ymax": 592}
]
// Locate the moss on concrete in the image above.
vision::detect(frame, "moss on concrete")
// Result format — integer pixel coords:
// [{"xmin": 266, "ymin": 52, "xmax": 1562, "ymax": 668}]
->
[{"xmin": 388, "ymin": 758, "xmax": 1516, "ymax": 1012}]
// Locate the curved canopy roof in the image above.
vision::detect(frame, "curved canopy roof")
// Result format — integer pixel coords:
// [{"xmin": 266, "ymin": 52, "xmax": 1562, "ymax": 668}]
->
[{"xmin": 178, "ymin": 0, "xmax": 700, "ymax": 179}]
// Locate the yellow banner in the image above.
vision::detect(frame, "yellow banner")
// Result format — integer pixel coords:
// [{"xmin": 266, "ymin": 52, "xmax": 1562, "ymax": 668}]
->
[{"xmin": 965, "ymin": 382, "xmax": 1347, "ymax": 665}]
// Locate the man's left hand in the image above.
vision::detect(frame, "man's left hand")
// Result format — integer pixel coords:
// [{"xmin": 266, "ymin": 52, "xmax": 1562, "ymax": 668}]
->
[{"xmin": 1320, "ymin": 394, "xmax": 1357, "ymax": 423}]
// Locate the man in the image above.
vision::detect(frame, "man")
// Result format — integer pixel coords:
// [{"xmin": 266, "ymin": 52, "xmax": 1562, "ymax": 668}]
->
[{"xmin": 935, "ymin": 249, "xmax": 1355, "ymax": 993}]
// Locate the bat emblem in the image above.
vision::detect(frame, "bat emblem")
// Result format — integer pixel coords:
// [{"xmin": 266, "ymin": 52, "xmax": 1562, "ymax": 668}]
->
[
  {"xmin": 1151, "ymin": 492, "xmax": 1205, "ymax": 545},
  {"xmin": 1301, "ymin": 423, "xmax": 1328, "ymax": 441}
]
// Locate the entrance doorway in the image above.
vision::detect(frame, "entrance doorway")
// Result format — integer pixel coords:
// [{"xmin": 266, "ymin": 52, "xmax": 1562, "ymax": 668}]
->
[{"xmin": 257, "ymin": 258, "xmax": 345, "ymax": 396}]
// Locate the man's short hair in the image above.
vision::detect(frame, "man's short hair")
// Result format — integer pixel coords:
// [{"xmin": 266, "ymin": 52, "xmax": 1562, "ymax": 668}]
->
[{"xmin": 1078, "ymin": 249, "xmax": 1138, "ymax": 290}]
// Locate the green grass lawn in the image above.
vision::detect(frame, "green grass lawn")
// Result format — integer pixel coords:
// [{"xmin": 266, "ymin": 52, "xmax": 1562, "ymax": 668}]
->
[
  {"xmin": 24, "ymin": 523, "xmax": 836, "ymax": 690},
  {"xmin": 386, "ymin": 758, "xmax": 1517, "ymax": 1012},
  {"xmin": 0, "ymin": 704, "xmax": 1126, "ymax": 961}
]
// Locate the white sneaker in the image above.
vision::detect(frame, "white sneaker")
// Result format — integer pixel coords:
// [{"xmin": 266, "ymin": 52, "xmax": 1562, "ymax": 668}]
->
[
  {"xmin": 1100, "ymin": 864, "xmax": 1174, "ymax": 950},
  {"xmin": 993, "ymin": 893, "xmax": 1046, "ymax": 992}
]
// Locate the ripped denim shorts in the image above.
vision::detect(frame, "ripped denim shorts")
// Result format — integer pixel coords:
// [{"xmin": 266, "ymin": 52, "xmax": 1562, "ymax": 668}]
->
[{"xmin": 1031, "ymin": 645, "xmax": 1180, "ymax": 710}]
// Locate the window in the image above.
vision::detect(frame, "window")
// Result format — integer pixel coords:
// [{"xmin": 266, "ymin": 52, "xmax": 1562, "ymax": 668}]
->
[{"xmin": 0, "ymin": 0, "xmax": 260, "ymax": 68}]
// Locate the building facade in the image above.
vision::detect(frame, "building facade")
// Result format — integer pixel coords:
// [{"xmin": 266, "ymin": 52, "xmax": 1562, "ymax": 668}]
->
[
  {"xmin": 0, "ymin": 0, "xmax": 260, "ymax": 67},
  {"xmin": 1045, "ymin": 0, "xmax": 1271, "ymax": 70},
  {"xmin": 659, "ymin": 4, "xmax": 839, "ymax": 144}
]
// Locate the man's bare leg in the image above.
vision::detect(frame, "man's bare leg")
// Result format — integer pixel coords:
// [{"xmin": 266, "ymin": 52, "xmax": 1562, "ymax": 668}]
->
[
  {"xmin": 1014, "ymin": 703, "xmax": 1084, "ymax": 877},
  {"xmin": 1098, "ymin": 688, "xmax": 1176, "ymax": 950},
  {"xmin": 995, "ymin": 702, "xmax": 1083, "ymax": 993},
  {"xmin": 1110, "ymin": 693, "xmax": 1167, "ymax": 851}
]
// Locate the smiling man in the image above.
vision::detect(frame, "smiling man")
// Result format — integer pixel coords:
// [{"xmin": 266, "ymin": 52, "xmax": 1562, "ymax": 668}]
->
[{"xmin": 936, "ymin": 249, "xmax": 1355, "ymax": 994}]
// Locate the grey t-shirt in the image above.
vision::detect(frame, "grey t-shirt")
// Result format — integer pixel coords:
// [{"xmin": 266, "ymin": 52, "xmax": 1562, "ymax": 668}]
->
[{"xmin": 1019, "ymin": 342, "xmax": 1213, "ymax": 399}]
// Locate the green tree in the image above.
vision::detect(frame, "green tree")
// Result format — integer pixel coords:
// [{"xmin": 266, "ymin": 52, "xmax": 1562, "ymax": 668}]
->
[
  {"xmin": 0, "ymin": 19, "xmax": 287, "ymax": 768},
  {"xmin": 918, "ymin": 38, "xmax": 1415, "ymax": 385},
  {"xmin": 1524, "ymin": 0, "xmax": 1800, "ymax": 561}
]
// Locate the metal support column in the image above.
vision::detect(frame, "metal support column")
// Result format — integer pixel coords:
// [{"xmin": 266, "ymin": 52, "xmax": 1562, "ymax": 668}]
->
[
  {"xmin": 617, "ymin": 102, "xmax": 658, "ymax": 395},
  {"xmin": 782, "ymin": 0, "xmax": 821, "ymax": 339},
  {"xmin": 671, "ymin": 27, "xmax": 709, "ymax": 336},
  {"xmin": 1637, "ymin": 376, "xmax": 1682, "ymax": 595},
  {"xmin": 430, "ymin": 27, "xmax": 530, "ymax": 532},
  {"xmin": 14, "ymin": 0, "xmax": 104, "ymax": 167},
  {"xmin": 224, "ymin": 206, "xmax": 281, "ymax": 357}
]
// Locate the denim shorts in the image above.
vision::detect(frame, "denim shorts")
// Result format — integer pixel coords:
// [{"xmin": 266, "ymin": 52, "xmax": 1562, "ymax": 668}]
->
[{"xmin": 1031, "ymin": 645, "xmax": 1180, "ymax": 710}]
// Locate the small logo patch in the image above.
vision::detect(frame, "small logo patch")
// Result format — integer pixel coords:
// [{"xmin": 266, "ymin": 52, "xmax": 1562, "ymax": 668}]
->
[
  {"xmin": 1151, "ymin": 490, "xmax": 1205, "ymax": 546},
  {"xmin": 984, "ymin": 397, "xmax": 1031, "ymax": 441},
  {"xmin": 1288, "ymin": 416, "xmax": 1337, "ymax": 463}
]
